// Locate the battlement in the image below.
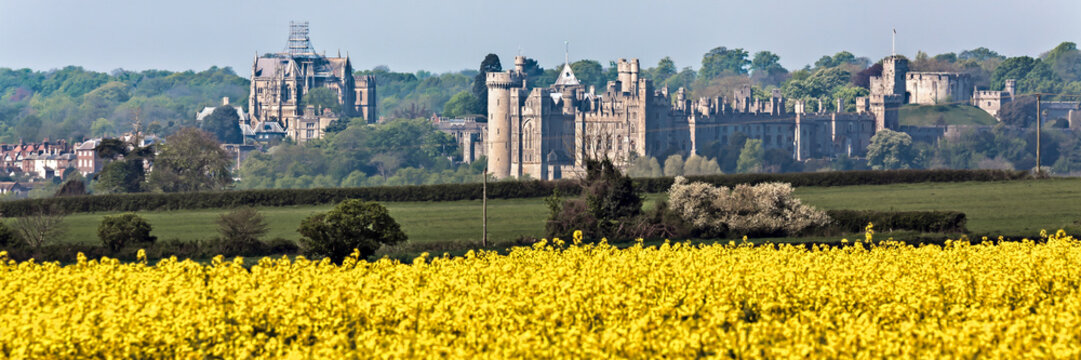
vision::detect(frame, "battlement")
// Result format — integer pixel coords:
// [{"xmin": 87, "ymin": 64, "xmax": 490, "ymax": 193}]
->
[{"xmin": 486, "ymin": 72, "xmax": 522, "ymax": 88}]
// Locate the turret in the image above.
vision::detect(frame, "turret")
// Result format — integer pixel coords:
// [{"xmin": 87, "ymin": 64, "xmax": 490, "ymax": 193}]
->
[{"xmin": 486, "ymin": 71, "xmax": 523, "ymax": 179}]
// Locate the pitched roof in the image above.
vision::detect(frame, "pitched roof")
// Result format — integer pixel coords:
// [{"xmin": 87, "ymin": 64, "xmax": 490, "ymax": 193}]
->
[{"xmin": 554, "ymin": 63, "xmax": 580, "ymax": 86}]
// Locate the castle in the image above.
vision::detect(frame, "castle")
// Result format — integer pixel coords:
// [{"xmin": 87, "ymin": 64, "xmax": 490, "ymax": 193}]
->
[
  {"xmin": 248, "ymin": 22, "xmax": 376, "ymax": 143},
  {"xmin": 487, "ymin": 56, "xmax": 881, "ymax": 180}
]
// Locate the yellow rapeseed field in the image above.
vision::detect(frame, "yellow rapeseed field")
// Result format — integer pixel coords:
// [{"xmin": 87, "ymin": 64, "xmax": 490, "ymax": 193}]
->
[{"xmin": 2, "ymin": 229, "xmax": 1081, "ymax": 358}]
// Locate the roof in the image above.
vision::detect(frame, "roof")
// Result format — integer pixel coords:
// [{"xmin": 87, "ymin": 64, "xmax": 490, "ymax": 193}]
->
[
  {"xmin": 197, "ymin": 106, "xmax": 247, "ymax": 122},
  {"xmin": 554, "ymin": 63, "xmax": 580, "ymax": 86},
  {"xmin": 253, "ymin": 54, "xmax": 349, "ymax": 80},
  {"xmin": 241, "ymin": 121, "xmax": 287, "ymax": 137}
]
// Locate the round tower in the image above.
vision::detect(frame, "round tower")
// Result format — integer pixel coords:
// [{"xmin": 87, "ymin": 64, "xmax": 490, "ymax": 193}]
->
[{"xmin": 487, "ymin": 72, "xmax": 515, "ymax": 179}]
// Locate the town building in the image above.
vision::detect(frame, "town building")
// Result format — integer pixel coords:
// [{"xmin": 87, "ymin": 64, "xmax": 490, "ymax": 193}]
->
[
  {"xmin": 75, "ymin": 138, "xmax": 104, "ymax": 176},
  {"xmin": 487, "ymin": 56, "xmax": 878, "ymax": 180},
  {"xmin": 248, "ymin": 21, "xmax": 376, "ymax": 144}
]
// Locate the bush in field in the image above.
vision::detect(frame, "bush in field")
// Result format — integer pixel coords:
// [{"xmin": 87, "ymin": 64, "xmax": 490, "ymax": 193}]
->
[
  {"xmin": 298, "ymin": 199, "xmax": 407, "ymax": 262},
  {"xmin": 667, "ymin": 177, "xmax": 830, "ymax": 237},
  {"xmin": 546, "ymin": 159, "xmax": 643, "ymax": 240},
  {"xmin": 0, "ymin": 221, "xmax": 17, "ymax": 248},
  {"xmin": 98, "ymin": 213, "xmax": 155, "ymax": 251},
  {"xmin": 217, "ymin": 207, "xmax": 270, "ymax": 246}
]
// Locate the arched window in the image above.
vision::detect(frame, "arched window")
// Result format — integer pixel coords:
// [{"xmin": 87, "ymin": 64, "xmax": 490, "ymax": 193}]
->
[{"xmin": 523, "ymin": 122, "xmax": 535, "ymax": 162}]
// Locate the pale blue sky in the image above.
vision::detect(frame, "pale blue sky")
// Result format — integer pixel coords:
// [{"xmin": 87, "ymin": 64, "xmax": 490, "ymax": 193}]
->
[{"xmin": 1, "ymin": 0, "xmax": 1078, "ymax": 76}]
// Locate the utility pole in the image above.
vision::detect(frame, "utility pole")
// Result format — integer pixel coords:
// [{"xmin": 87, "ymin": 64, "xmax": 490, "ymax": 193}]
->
[
  {"xmin": 1036, "ymin": 94, "xmax": 1042, "ymax": 175},
  {"xmin": 482, "ymin": 164, "xmax": 488, "ymax": 247}
]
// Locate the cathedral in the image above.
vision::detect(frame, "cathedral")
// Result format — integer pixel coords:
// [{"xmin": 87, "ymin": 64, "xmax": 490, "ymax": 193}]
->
[
  {"xmin": 487, "ymin": 56, "xmax": 883, "ymax": 180},
  {"xmin": 248, "ymin": 22, "xmax": 376, "ymax": 143}
]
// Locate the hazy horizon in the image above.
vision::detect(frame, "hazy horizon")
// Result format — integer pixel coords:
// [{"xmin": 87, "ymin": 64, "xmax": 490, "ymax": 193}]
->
[{"xmin": 2, "ymin": 0, "xmax": 1079, "ymax": 76}]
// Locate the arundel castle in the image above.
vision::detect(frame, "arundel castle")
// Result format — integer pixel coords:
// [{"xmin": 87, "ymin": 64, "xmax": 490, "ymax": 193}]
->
[{"xmin": 486, "ymin": 56, "xmax": 902, "ymax": 180}]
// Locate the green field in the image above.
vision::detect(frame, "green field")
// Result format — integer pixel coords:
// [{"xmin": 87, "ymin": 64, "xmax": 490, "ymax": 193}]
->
[
  {"xmin": 898, "ymin": 104, "xmax": 998, "ymax": 126},
  {"xmin": 24, "ymin": 178, "xmax": 1081, "ymax": 246}
]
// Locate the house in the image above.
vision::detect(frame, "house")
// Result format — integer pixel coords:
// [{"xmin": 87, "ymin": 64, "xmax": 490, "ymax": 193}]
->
[{"xmin": 0, "ymin": 181, "xmax": 30, "ymax": 198}]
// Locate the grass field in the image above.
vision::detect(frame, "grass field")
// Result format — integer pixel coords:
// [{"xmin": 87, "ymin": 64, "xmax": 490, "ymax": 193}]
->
[
  {"xmin": 24, "ymin": 178, "xmax": 1081, "ymax": 246},
  {"xmin": 898, "ymin": 104, "xmax": 998, "ymax": 126}
]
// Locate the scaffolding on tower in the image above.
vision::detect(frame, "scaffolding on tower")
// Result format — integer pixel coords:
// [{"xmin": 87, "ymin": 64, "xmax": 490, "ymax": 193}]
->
[{"xmin": 286, "ymin": 21, "xmax": 317, "ymax": 56}]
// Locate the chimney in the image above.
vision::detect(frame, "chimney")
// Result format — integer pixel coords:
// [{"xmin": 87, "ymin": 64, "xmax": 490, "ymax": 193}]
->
[{"xmin": 222, "ymin": 97, "xmax": 230, "ymax": 106}]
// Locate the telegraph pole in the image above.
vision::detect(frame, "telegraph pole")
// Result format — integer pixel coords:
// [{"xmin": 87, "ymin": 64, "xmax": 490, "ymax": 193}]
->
[
  {"xmin": 482, "ymin": 164, "xmax": 488, "ymax": 247},
  {"xmin": 1036, "ymin": 94, "xmax": 1042, "ymax": 175}
]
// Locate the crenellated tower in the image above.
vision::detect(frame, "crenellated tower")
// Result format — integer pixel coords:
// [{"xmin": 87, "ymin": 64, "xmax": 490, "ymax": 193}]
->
[{"xmin": 486, "ymin": 57, "xmax": 525, "ymax": 179}]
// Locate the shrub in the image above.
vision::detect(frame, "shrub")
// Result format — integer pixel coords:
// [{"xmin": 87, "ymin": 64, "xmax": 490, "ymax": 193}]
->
[
  {"xmin": 825, "ymin": 210, "xmax": 967, "ymax": 234},
  {"xmin": 298, "ymin": 199, "xmax": 407, "ymax": 263},
  {"xmin": 0, "ymin": 169, "xmax": 1027, "ymax": 217},
  {"xmin": 547, "ymin": 159, "xmax": 643, "ymax": 240},
  {"xmin": 98, "ymin": 213, "xmax": 155, "ymax": 252},
  {"xmin": 667, "ymin": 177, "xmax": 830, "ymax": 237},
  {"xmin": 217, "ymin": 207, "xmax": 270, "ymax": 246},
  {"xmin": 14, "ymin": 205, "xmax": 67, "ymax": 249},
  {"xmin": 0, "ymin": 221, "xmax": 17, "ymax": 248}
]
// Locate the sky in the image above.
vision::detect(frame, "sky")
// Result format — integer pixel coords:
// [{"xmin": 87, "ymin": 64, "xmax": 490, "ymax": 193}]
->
[{"xmin": 2, "ymin": 0, "xmax": 1079, "ymax": 77}]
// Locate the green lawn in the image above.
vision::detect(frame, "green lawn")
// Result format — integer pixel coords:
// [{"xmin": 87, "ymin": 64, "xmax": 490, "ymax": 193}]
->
[
  {"xmin": 898, "ymin": 104, "xmax": 998, "ymax": 126},
  {"xmin": 26, "ymin": 178, "xmax": 1081, "ymax": 246}
]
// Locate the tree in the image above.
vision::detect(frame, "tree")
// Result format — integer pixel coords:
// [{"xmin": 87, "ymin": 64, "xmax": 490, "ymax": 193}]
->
[
  {"xmin": 959, "ymin": 47, "xmax": 1004, "ymax": 62},
  {"xmin": 14, "ymin": 205, "xmax": 67, "ymax": 250},
  {"xmin": 98, "ymin": 213, "xmax": 154, "ymax": 251},
  {"xmin": 700, "ymin": 47, "xmax": 750, "ymax": 79},
  {"xmin": 471, "ymin": 54, "xmax": 502, "ymax": 115},
  {"xmin": 991, "ymin": 56, "xmax": 1037, "ymax": 90},
  {"xmin": 751, "ymin": 51, "xmax": 786, "ymax": 75},
  {"xmin": 298, "ymin": 199, "xmax": 407, "ymax": 263},
  {"xmin": 217, "ymin": 207, "xmax": 269, "ymax": 245},
  {"xmin": 737, "ymin": 139, "xmax": 764, "ymax": 173},
  {"xmin": 652, "ymin": 57, "xmax": 677, "ymax": 83},
  {"xmin": 853, "ymin": 63, "xmax": 883, "ymax": 89},
  {"xmin": 570, "ymin": 60, "xmax": 606, "ymax": 90},
  {"xmin": 55, "ymin": 177, "xmax": 87, "ymax": 197},
  {"xmin": 94, "ymin": 159, "xmax": 145, "ymax": 193},
  {"xmin": 148, "ymin": 127, "xmax": 232, "ymax": 192},
  {"xmin": 442, "ymin": 91, "xmax": 478, "ymax": 117},
  {"xmin": 94, "ymin": 138, "xmax": 129, "ymax": 160},
  {"xmin": 303, "ymin": 87, "xmax": 340, "ymax": 115},
  {"xmin": 867, "ymin": 129, "xmax": 918, "ymax": 170},
  {"xmin": 201, "ymin": 105, "xmax": 243, "ymax": 144},
  {"xmin": 663, "ymin": 154, "xmax": 684, "ymax": 176},
  {"xmin": 999, "ymin": 95, "xmax": 1038, "ymax": 128}
]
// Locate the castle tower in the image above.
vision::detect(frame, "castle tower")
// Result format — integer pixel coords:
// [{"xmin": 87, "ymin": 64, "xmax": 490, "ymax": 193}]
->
[
  {"xmin": 486, "ymin": 71, "xmax": 522, "ymax": 179},
  {"xmin": 881, "ymin": 55, "xmax": 909, "ymax": 97},
  {"xmin": 1004, "ymin": 79, "xmax": 1016, "ymax": 98}
]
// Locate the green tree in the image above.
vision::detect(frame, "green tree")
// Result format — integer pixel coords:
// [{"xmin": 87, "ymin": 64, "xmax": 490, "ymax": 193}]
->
[
  {"xmin": 570, "ymin": 60, "xmax": 606, "ymax": 90},
  {"xmin": 298, "ymin": 199, "xmax": 407, "ymax": 263},
  {"xmin": 91, "ymin": 118, "xmax": 115, "ymax": 137},
  {"xmin": 148, "ymin": 127, "xmax": 232, "ymax": 192},
  {"xmin": 98, "ymin": 213, "xmax": 154, "ymax": 251},
  {"xmin": 217, "ymin": 206, "xmax": 270, "ymax": 245},
  {"xmin": 959, "ymin": 47, "xmax": 1004, "ymax": 61},
  {"xmin": 94, "ymin": 159, "xmax": 145, "ymax": 193},
  {"xmin": 751, "ymin": 51, "xmax": 786, "ymax": 75},
  {"xmin": 441, "ymin": 91, "xmax": 478, "ymax": 117},
  {"xmin": 701, "ymin": 47, "xmax": 750, "ymax": 79},
  {"xmin": 991, "ymin": 56, "xmax": 1037, "ymax": 90},
  {"xmin": 652, "ymin": 57, "xmax": 677, "ymax": 82},
  {"xmin": 471, "ymin": 54, "xmax": 502, "ymax": 115},
  {"xmin": 867, "ymin": 129, "xmax": 918, "ymax": 170},
  {"xmin": 200, "ymin": 105, "xmax": 243, "ymax": 144},
  {"xmin": 737, "ymin": 139, "xmax": 764, "ymax": 173},
  {"xmin": 303, "ymin": 87, "xmax": 340, "ymax": 114}
]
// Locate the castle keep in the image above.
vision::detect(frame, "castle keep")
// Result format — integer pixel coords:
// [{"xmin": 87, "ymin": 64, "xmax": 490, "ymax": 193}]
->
[
  {"xmin": 249, "ymin": 22, "xmax": 376, "ymax": 143},
  {"xmin": 487, "ymin": 56, "xmax": 879, "ymax": 180}
]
